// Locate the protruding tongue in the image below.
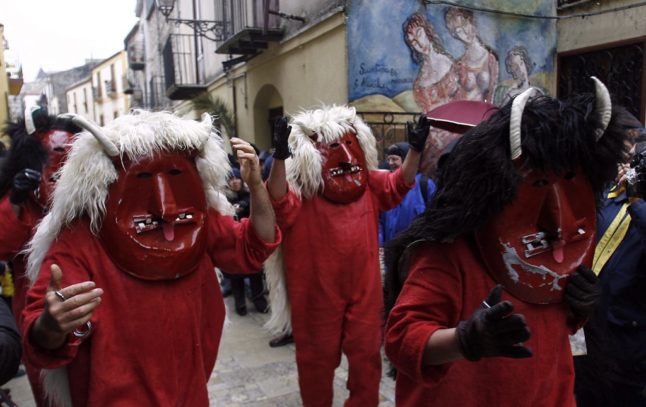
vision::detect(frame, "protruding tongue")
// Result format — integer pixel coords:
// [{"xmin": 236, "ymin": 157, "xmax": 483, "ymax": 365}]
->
[
  {"xmin": 162, "ymin": 222, "xmax": 175, "ymax": 241},
  {"xmin": 552, "ymin": 240, "xmax": 564, "ymax": 263}
]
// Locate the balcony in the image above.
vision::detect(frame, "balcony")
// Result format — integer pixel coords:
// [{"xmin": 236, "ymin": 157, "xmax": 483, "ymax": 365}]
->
[
  {"xmin": 163, "ymin": 33, "xmax": 207, "ymax": 100},
  {"xmin": 127, "ymin": 41, "xmax": 146, "ymax": 71},
  {"xmin": 215, "ymin": 0, "xmax": 283, "ymax": 57}
]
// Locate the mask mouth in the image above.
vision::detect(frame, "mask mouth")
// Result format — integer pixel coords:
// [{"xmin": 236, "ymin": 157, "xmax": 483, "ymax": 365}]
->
[
  {"xmin": 521, "ymin": 226, "xmax": 588, "ymax": 262},
  {"xmin": 133, "ymin": 212, "xmax": 195, "ymax": 235},
  {"xmin": 328, "ymin": 165, "xmax": 362, "ymax": 177}
]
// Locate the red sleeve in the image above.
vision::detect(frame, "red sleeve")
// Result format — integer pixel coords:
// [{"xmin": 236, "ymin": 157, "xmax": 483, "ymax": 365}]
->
[
  {"xmin": 21, "ymin": 225, "xmax": 93, "ymax": 369},
  {"xmin": 384, "ymin": 243, "xmax": 462, "ymax": 384},
  {"xmin": 0, "ymin": 196, "xmax": 39, "ymax": 258},
  {"xmin": 269, "ymin": 187, "xmax": 302, "ymax": 231},
  {"xmin": 368, "ymin": 169, "xmax": 414, "ymax": 212},
  {"xmin": 207, "ymin": 210, "xmax": 281, "ymax": 274}
]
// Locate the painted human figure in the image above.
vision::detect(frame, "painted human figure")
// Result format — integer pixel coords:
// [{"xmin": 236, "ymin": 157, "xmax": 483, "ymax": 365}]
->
[
  {"xmin": 265, "ymin": 105, "xmax": 428, "ymax": 406},
  {"xmin": 403, "ymin": 13, "xmax": 462, "ymax": 113},
  {"xmin": 21, "ymin": 111, "xmax": 280, "ymax": 406},
  {"xmin": 384, "ymin": 80, "xmax": 634, "ymax": 406},
  {"xmin": 0, "ymin": 107, "xmax": 78, "ymax": 406},
  {"xmin": 445, "ymin": 7, "xmax": 499, "ymax": 103},
  {"xmin": 494, "ymin": 45, "xmax": 542, "ymax": 106}
]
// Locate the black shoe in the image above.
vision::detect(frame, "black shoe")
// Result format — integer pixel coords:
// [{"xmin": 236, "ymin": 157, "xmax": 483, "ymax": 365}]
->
[
  {"xmin": 235, "ymin": 304, "xmax": 247, "ymax": 316},
  {"xmin": 253, "ymin": 297, "xmax": 269, "ymax": 313},
  {"xmin": 269, "ymin": 333, "xmax": 294, "ymax": 347}
]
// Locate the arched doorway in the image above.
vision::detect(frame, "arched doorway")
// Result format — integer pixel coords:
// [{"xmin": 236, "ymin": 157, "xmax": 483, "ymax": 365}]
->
[{"xmin": 253, "ymin": 84, "xmax": 283, "ymax": 151}]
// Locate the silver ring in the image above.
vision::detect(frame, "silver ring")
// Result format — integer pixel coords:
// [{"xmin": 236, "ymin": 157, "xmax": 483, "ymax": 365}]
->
[
  {"xmin": 73, "ymin": 321, "xmax": 92, "ymax": 338},
  {"xmin": 54, "ymin": 290, "xmax": 66, "ymax": 302}
]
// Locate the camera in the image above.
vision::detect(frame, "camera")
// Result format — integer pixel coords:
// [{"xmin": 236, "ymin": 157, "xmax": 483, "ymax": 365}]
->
[{"xmin": 625, "ymin": 142, "xmax": 646, "ymax": 199}]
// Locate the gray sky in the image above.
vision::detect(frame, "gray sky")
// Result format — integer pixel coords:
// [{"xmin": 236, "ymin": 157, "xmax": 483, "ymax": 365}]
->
[{"xmin": 1, "ymin": 0, "xmax": 139, "ymax": 81}]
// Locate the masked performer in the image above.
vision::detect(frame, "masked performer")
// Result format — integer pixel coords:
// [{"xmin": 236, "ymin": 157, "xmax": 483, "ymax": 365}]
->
[
  {"xmin": 0, "ymin": 107, "xmax": 78, "ymax": 406},
  {"xmin": 384, "ymin": 79, "xmax": 634, "ymax": 406},
  {"xmin": 21, "ymin": 111, "xmax": 279, "ymax": 407},
  {"xmin": 265, "ymin": 105, "xmax": 428, "ymax": 406}
]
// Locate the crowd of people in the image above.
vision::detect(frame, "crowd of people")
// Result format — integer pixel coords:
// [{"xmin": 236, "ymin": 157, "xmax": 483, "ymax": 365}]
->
[{"xmin": 0, "ymin": 77, "xmax": 643, "ymax": 407}]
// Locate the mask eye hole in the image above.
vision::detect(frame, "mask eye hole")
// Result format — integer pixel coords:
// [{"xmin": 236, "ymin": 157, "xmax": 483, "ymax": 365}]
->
[
  {"xmin": 329, "ymin": 142, "xmax": 340, "ymax": 149},
  {"xmin": 564, "ymin": 171, "xmax": 576, "ymax": 180},
  {"xmin": 345, "ymin": 139, "xmax": 353, "ymax": 145},
  {"xmin": 533, "ymin": 179, "xmax": 549, "ymax": 187},
  {"xmin": 137, "ymin": 172, "xmax": 153, "ymax": 179},
  {"xmin": 169, "ymin": 168, "xmax": 182, "ymax": 176}
]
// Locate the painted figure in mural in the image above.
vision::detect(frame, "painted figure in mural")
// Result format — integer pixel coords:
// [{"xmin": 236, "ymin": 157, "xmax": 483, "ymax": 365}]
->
[
  {"xmin": 494, "ymin": 45, "xmax": 539, "ymax": 106},
  {"xmin": 383, "ymin": 80, "xmax": 634, "ymax": 406},
  {"xmin": 403, "ymin": 13, "xmax": 462, "ymax": 113},
  {"xmin": 445, "ymin": 7, "xmax": 499, "ymax": 103}
]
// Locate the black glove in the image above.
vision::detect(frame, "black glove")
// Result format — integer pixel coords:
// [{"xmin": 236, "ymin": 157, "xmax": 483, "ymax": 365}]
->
[
  {"xmin": 565, "ymin": 264, "xmax": 601, "ymax": 320},
  {"xmin": 272, "ymin": 117, "xmax": 291, "ymax": 160},
  {"xmin": 406, "ymin": 115, "xmax": 432, "ymax": 152},
  {"xmin": 10, "ymin": 168, "xmax": 41, "ymax": 205},
  {"xmin": 456, "ymin": 285, "xmax": 532, "ymax": 361}
]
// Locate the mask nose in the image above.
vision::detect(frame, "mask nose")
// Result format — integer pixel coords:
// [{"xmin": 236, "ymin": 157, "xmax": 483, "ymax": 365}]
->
[
  {"xmin": 537, "ymin": 183, "xmax": 577, "ymax": 263},
  {"xmin": 152, "ymin": 173, "xmax": 180, "ymax": 242},
  {"xmin": 339, "ymin": 143, "xmax": 354, "ymax": 165}
]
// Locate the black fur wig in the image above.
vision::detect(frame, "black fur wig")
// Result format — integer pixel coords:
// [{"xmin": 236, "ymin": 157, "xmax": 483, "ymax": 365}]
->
[
  {"xmin": 384, "ymin": 92, "xmax": 635, "ymax": 315},
  {"xmin": 0, "ymin": 115, "xmax": 80, "ymax": 199}
]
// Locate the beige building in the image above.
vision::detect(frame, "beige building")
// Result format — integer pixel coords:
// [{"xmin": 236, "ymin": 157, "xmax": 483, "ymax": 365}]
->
[
  {"xmin": 91, "ymin": 50, "xmax": 130, "ymax": 125},
  {"xmin": 65, "ymin": 78, "xmax": 96, "ymax": 121}
]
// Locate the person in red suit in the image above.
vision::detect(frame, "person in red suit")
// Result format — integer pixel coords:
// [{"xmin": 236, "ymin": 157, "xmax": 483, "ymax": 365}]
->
[
  {"xmin": 265, "ymin": 105, "xmax": 429, "ymax": 406},
  {"xmin": 0, "ymin": 107, "xmax": 79, "ymax": 406},
  {"xmin": 21, "ymin": 111, "xmax": 280, "ymax": 407},
  {"xmin": 383, "ymin": 79, "xmax": 635, "ymax": 406}
]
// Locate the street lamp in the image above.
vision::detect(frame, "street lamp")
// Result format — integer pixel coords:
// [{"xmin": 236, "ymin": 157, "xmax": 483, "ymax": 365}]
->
[{"xmin": 155, "ymin": 0, "xmax": 225, "ymax": 42}]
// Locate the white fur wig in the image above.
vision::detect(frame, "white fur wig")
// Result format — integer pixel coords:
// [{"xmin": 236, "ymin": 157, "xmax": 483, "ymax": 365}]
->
[
  {"xmin": 25, "ymin": 110, "xmax": 233, "ymax": 407},
  {"xmin": 264, "ymin": 105, "xmax": 378, "ymax": 336},
  {"xmin": 285, "ymin": 104, "xmax": 378, "ymax": 199}
]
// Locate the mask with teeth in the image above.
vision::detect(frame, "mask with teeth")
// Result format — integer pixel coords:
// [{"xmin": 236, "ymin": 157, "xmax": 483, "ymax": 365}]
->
[
  {"xmin": 474, "ymin": 166, "xmax": 597, "ymax": 304},
  {"xmin": 35, "ymin": 129, "xmax": 75, "ymax": 208},
  {"xmin": 318, "ymin": 132, "xmax": 368, "ymax": 203},
  {"xmin": 99, "ymin": 150, "xmax": 208, "ymax": 280}
]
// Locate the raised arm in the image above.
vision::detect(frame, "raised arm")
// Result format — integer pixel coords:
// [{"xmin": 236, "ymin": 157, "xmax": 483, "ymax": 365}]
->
[
  {"xmin": 402, "ymin": 115, "xmax": 431, "ymax": 184},
  {"xmin": 267, "ymin": 117, "xmax": 291, "ymax": 200},
  {"xmin": 231, "ymin": 137, "xmax": 276, "ymax": 243}
]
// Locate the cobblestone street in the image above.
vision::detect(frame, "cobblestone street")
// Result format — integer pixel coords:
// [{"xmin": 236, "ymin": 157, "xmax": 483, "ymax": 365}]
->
[{"xmin": 4, "ymin": 295, "xmax": 396, "ymax": 406}]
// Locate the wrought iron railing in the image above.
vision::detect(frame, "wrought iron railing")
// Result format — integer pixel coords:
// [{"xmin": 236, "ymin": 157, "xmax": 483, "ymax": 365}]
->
[
  {"xmin": 357, "ymin": 111, "xmax": 421, "ymax": 161},
  {"xmin": 147, "ymin": 75, "xmax": 167, "ymax": 111},
  {"xmin": 217, "ymin": 0, "xmax": 281, "ymax": 40},
  {"xmin": 163, "ymin": 33, "xmax": 199, "ymax": 91}
]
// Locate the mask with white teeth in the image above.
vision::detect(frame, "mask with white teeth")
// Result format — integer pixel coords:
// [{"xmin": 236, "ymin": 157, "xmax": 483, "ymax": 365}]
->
[
  {"xmin": 99, "ymin": 150, "xmax": 208, "ymax": 280},
  {"xmin": 318, "ymin": 132, "xmax": 368, "ymax": 204}
]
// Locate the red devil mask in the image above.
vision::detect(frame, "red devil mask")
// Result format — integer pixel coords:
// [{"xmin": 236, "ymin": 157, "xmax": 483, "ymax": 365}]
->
[
  {"xmin": 318, "ymin": 132, "xmax": 368, "ymax": 203},
  {"xmin": 100, "ymin": 150, "xmax": 208, "ymax": 280},
  {"xmin": 475, "ymin": 166, "xmax": 596, "ymax": 304},
  {"xmin": 34, "ymin": 129, "xmax": 74, "ymax": 208}
]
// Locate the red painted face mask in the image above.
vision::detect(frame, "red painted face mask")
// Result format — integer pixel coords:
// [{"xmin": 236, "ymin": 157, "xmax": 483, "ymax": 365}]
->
[
  {"xmin": 34, "ymin": 130, "xmax": 74, "ymax": 208},
  {"xmin": 100, "ymin": 150, "xmax": 208, "ymax": 280},
  {"xmin": 475, "ymin": 167, "xmax": 596, "ymax": 304},
  {"xmin": 318, "ymin": 132, "xmax": 368, "ymax": 203}
]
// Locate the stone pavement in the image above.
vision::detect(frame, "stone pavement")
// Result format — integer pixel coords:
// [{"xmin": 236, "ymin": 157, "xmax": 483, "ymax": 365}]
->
[{"xmin": 3, "ymin": 295, "xmax": 396, "ymax": 406}]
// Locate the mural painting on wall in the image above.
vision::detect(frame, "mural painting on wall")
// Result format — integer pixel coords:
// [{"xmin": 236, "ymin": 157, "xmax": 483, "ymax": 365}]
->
[{"xmin": 347, "ymin": 0, "xmax": 555, "ymax": 176}]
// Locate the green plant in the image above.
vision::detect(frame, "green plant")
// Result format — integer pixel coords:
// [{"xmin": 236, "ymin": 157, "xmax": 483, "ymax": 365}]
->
[{"xmin": 191, "ymin": 92, "xmax": 235, "ymax": 138}]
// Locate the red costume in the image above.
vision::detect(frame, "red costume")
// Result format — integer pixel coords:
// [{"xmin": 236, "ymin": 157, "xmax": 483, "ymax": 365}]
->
[
  {"xmin": 266, "ymin": 106, "xmax": 417, "ymax": 406},
  {"xmin": 20, "ymin": 111, "xmax": 280, "ymax": 406},
  {"xmin": 273, "ymin": 169, "xmax": 411, "ymax": 406},
  {"xmin": 22, "ymin": 212, "xmax": 277, "ymax": 406},
  {"xmin": 0, "ymin": 110, "xmax": 78, "ymax": 406},
  {"xmin": 386, "ymin": 239, "xmax": 577, "ymax": 406},
  {"xmin": 384, "ymin": 81, "xmax": 632, "ymax": 406}
]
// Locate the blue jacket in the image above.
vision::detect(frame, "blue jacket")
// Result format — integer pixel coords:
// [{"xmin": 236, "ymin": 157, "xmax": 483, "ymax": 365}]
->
[
  {"xmin": 379, "ymin": 173, "xmax": 435, "ymax": 246},
  {"xmin": 590, "ymin": 191, "xmax": 646, "ymax": 383}
]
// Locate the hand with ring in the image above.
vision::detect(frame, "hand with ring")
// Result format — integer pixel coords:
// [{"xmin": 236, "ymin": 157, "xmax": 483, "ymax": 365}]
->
[{"xmin": 31, "ymin": 264, "xmax": 103, "ymax": 350}]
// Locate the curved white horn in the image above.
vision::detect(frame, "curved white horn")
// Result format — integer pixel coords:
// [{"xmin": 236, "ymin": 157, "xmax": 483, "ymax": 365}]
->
[
  {"xmin": 59, "ymin": 113, "xmax": 119, "ymax": 157},
  {"xmin": 509, "ymin": 87, "xmax": 540, "ymax": 160},
  {"xmin": 591, "ymin": 76, "xmax": 612, "ymax": 141}
]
